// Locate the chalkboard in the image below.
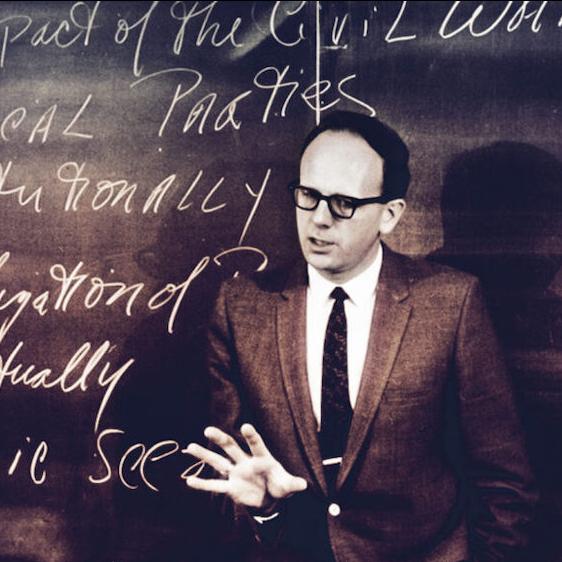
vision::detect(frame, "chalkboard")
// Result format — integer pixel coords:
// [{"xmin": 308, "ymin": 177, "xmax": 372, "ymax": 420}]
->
[{"xmin": 0, "ymin": 2, "xmax": 560, "ymax": 561}]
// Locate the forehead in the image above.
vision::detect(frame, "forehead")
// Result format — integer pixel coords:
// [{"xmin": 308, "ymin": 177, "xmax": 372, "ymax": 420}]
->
[{"xmin": 300, "ymin": 130, "xmax": 384, "ymax": 197}]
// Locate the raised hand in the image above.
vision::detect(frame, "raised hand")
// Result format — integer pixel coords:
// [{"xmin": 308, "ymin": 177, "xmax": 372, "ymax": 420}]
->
[{"xmin": 185, "ymin": 423, "xmax": 307, "ymax": 512}]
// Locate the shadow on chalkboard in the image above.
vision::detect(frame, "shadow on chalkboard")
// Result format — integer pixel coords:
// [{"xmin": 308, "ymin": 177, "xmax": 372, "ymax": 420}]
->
[
  {"xmin": 104, "ymin": 212, "xmax": 280, "ymax": 560},
  {"xmin": 430, "ymin": 141, "xmax": 562, "ymax": 562},
  {"xmin": 0, "ymin": 559, "xmax": 46, "ymax": 562},
  {"xmin": 103, "ymin": 295, "xmax": 216, "ymax": 561}
]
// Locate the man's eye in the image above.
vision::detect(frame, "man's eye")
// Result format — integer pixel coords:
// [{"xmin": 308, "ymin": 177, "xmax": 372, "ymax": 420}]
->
[
  {"xmin": 333, "ymin": 197, "xmax": 354, "ymax": 211},
  {"xmin": 300, "ymin": 188, "xmax": 319, "ymax": 202}
]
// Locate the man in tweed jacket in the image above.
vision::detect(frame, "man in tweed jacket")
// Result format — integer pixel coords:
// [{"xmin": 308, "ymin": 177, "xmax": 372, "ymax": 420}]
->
[{"xmin": 186, "ymin": 111, "xmax": 537, "ymax": 562}]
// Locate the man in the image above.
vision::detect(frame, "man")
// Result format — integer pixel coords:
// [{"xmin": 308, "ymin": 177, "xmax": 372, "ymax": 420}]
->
[{"xmin": 186, "ymin": 111, "xmax": 537, "ymax": 561}]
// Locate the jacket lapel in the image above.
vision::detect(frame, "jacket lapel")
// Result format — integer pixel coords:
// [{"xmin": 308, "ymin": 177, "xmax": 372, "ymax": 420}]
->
[
  {"xmin": 277, "ymin": 263, "xmax": 328, "ymax": 494},
  {"xmin": 337, "ymin": 248, "xmax": 412, "ymax": 489}
]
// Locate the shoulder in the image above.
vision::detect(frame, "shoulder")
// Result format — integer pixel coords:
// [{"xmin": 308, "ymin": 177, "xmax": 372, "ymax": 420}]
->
[
  {"xmin": 412, "ymin": 255, "xmax": 477, "ymax": 288},
  {"xmin": 218, "ymin": 262, "xmax": 298, "ymax": 303},
  {"xmin": 383, "ymin": 247, "xmax": 480, "ymax": 302}
]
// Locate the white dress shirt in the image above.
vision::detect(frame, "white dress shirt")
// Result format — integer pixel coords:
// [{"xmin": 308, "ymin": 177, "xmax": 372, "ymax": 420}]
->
[
  {"xmin": 306, "ymin": 245, "xmax": 383, "ymax": 427},
  {"xmin": 255, "ymin": 247, "xmax": 383, "ymax": 523}
]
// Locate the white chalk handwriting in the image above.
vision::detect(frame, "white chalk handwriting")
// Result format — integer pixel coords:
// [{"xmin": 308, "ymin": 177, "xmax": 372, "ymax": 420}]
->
[
  {"xmin": 89, "ymin": 427, "xmax": 205, "ymax": 492},
  {"xmin": 0, "ymin": 2, "xmax": 100, "ymax": 69},
  {"xmin": 0, "ymin": 1, "xmax": 557, "ymax": 76},
  {"xmin": 0, "ymin": 94, "xmax": 93, "ymax": 144},
  {"xmin": 7, "ymin": 435, "xmax": 49, "ymax": 485},
  {"xmin": 0, "ymin": 160, "xmax": 271, "ymax": 215},
  {"xmin": 0, "ymin": 338, "xmax": 133, "ymax": 432},
  {"xmin": 0, "ymin": 245, "xmax": 267, "ymax": 342},
  {"xmin": 2, "ymin": 429, "xmax": 205, "ymax": 490},
  {"xmin": 132, "ymin": 65, "xmax": 375, "ymax": 137}
]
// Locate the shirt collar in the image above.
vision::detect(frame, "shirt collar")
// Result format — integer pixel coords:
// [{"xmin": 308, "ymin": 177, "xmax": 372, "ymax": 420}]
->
[{"xmin": 307, "ymin": 244, "xmax": 383, "ymax": 305}]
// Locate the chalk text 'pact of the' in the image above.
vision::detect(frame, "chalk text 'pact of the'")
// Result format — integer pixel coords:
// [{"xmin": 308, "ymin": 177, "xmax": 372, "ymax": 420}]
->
[
  {"xmin": 0, "ymin": 2, "xmax": 553, "ymax": 135},
  {"xmin": 0, "ymin": 2, "xmax": 554, "ymax": 72}
]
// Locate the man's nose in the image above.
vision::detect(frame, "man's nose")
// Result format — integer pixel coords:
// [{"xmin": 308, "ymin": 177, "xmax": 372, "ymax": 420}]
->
[{"xmin": 311, "ymin": 200, "xmax": 333, "ymax": 226}]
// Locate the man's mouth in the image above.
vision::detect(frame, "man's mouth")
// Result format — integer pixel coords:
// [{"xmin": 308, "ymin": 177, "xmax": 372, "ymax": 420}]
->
[{"xmin": 309, "ymin": 237, "xmax": 334, "ymax": 248}]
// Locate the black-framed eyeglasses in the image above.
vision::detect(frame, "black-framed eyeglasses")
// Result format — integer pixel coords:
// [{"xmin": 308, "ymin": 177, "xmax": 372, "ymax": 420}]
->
[{"xmin": 288, "ymin": 181, "xmax": 390, "ymax": 220}]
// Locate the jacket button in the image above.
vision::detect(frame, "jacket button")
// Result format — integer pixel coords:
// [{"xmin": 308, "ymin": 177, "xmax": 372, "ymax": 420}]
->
[{"xmin": 328, "ymin": 503, "xmax": 341, "ymax": 517}]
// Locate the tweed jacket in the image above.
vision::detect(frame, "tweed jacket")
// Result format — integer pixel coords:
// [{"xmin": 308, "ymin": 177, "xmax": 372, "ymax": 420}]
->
[{"xmin": 207, "ymin": 247, "xmax": 537, "ymax": 562}]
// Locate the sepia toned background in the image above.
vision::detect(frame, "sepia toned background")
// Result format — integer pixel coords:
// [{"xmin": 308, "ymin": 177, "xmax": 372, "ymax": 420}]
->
[{"xmin": 0, "ymin": 1, "xmax": 560, "ymax": 560}]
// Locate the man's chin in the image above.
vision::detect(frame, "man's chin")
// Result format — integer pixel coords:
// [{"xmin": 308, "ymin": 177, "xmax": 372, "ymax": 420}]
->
[
  {"xmin": 306, "ymin": 252, "xmax": 329, "ymax": 266},
  {"xmin": 305, "ymin": 254, "xmax": 340, "ymax": 275}
]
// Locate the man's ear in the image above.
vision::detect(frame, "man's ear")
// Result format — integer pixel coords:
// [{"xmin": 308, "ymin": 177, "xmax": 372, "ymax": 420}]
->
[{"xmin": 380, "ymin": 199, "xmax": 406, "ymax": 235}]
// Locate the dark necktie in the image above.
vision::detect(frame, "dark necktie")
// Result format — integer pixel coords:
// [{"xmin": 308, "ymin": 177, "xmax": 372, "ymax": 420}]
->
[{"xmin": 319, "ymin": 287, "xmax": 352, "ymax": 489}]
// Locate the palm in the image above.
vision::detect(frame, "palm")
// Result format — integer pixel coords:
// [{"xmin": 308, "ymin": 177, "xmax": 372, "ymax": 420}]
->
[{"xmin": 185, "ymin": 424, "xmax": 307, "ymax": 510}]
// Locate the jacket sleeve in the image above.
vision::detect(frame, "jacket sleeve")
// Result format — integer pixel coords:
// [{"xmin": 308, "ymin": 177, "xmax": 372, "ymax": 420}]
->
[
  {"xmin": 206, "ymin": 281, "xmax": 287, "ymax": 547},
  {"xmin": 454, "ymin": 278, "xmax": 538, "ymax": 562},
  {"xmin": 207, "ymin": 282, "xmax": 245, "ymax": 436}
]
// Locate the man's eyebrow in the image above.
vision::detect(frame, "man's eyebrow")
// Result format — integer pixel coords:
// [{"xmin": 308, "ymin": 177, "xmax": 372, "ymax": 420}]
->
[{"xmin": 300, "ymin": 184, "xmax": 355, "ymax": 199}]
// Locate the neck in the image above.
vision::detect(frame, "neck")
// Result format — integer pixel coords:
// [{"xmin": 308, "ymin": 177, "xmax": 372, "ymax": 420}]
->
[{"xmin": 312, "ymin": 242, "xmax": 382, "ymax": 285}]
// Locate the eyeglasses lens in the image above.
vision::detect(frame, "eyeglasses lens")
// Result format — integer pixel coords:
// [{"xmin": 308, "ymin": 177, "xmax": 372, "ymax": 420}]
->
[
  {"xmin": 295, "ymin": 187, "xmax": 318, "ymax": 210},
  {"xmin": 294, "ymin": 187, "xmax": 355, "ymax": 219}
]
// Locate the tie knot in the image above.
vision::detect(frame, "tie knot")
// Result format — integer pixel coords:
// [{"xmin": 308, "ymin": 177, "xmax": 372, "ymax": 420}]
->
[{"xmin": 330, "ymin": 287, "xmax": 348, "ymax": 302}]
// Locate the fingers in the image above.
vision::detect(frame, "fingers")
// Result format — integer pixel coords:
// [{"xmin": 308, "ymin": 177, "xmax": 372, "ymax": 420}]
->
[
  {"xmin": 204, "ymin": 426, "xmax": 247, "ymax": 463},
  {"xmin": 270, "ymin": 473, "xmax": 308, "ymax": 499},
  {"xmin": 241, "ymin": 423, "xmax": 272, "ymax": 458},
  {"xmin": 186, "ymin": 426, "xmax": 308, "ymax": 506},
  {"xmin": 185, "ymin": 443, "xmax": 233, "ymax": 475},
  {"xmin": 240, "ymin": 424, "xmax": 308, "ymax": 496},
  {"xmin": 185, "ymin": 476, "xmax": 230, "ymax": 494},
  {"xmin": 288, "ymin": 475, "xmax": 308, "ymax": 493}
]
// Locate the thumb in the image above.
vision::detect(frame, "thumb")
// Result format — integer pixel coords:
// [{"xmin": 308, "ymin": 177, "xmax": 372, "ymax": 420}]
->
[
  {"xmin": 276, "ymin": 473, "xmax": 307, "ymax": 496},
  {"xmin": 289, "ymin": 476, "xmax": 308, "ymax": 493}
]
